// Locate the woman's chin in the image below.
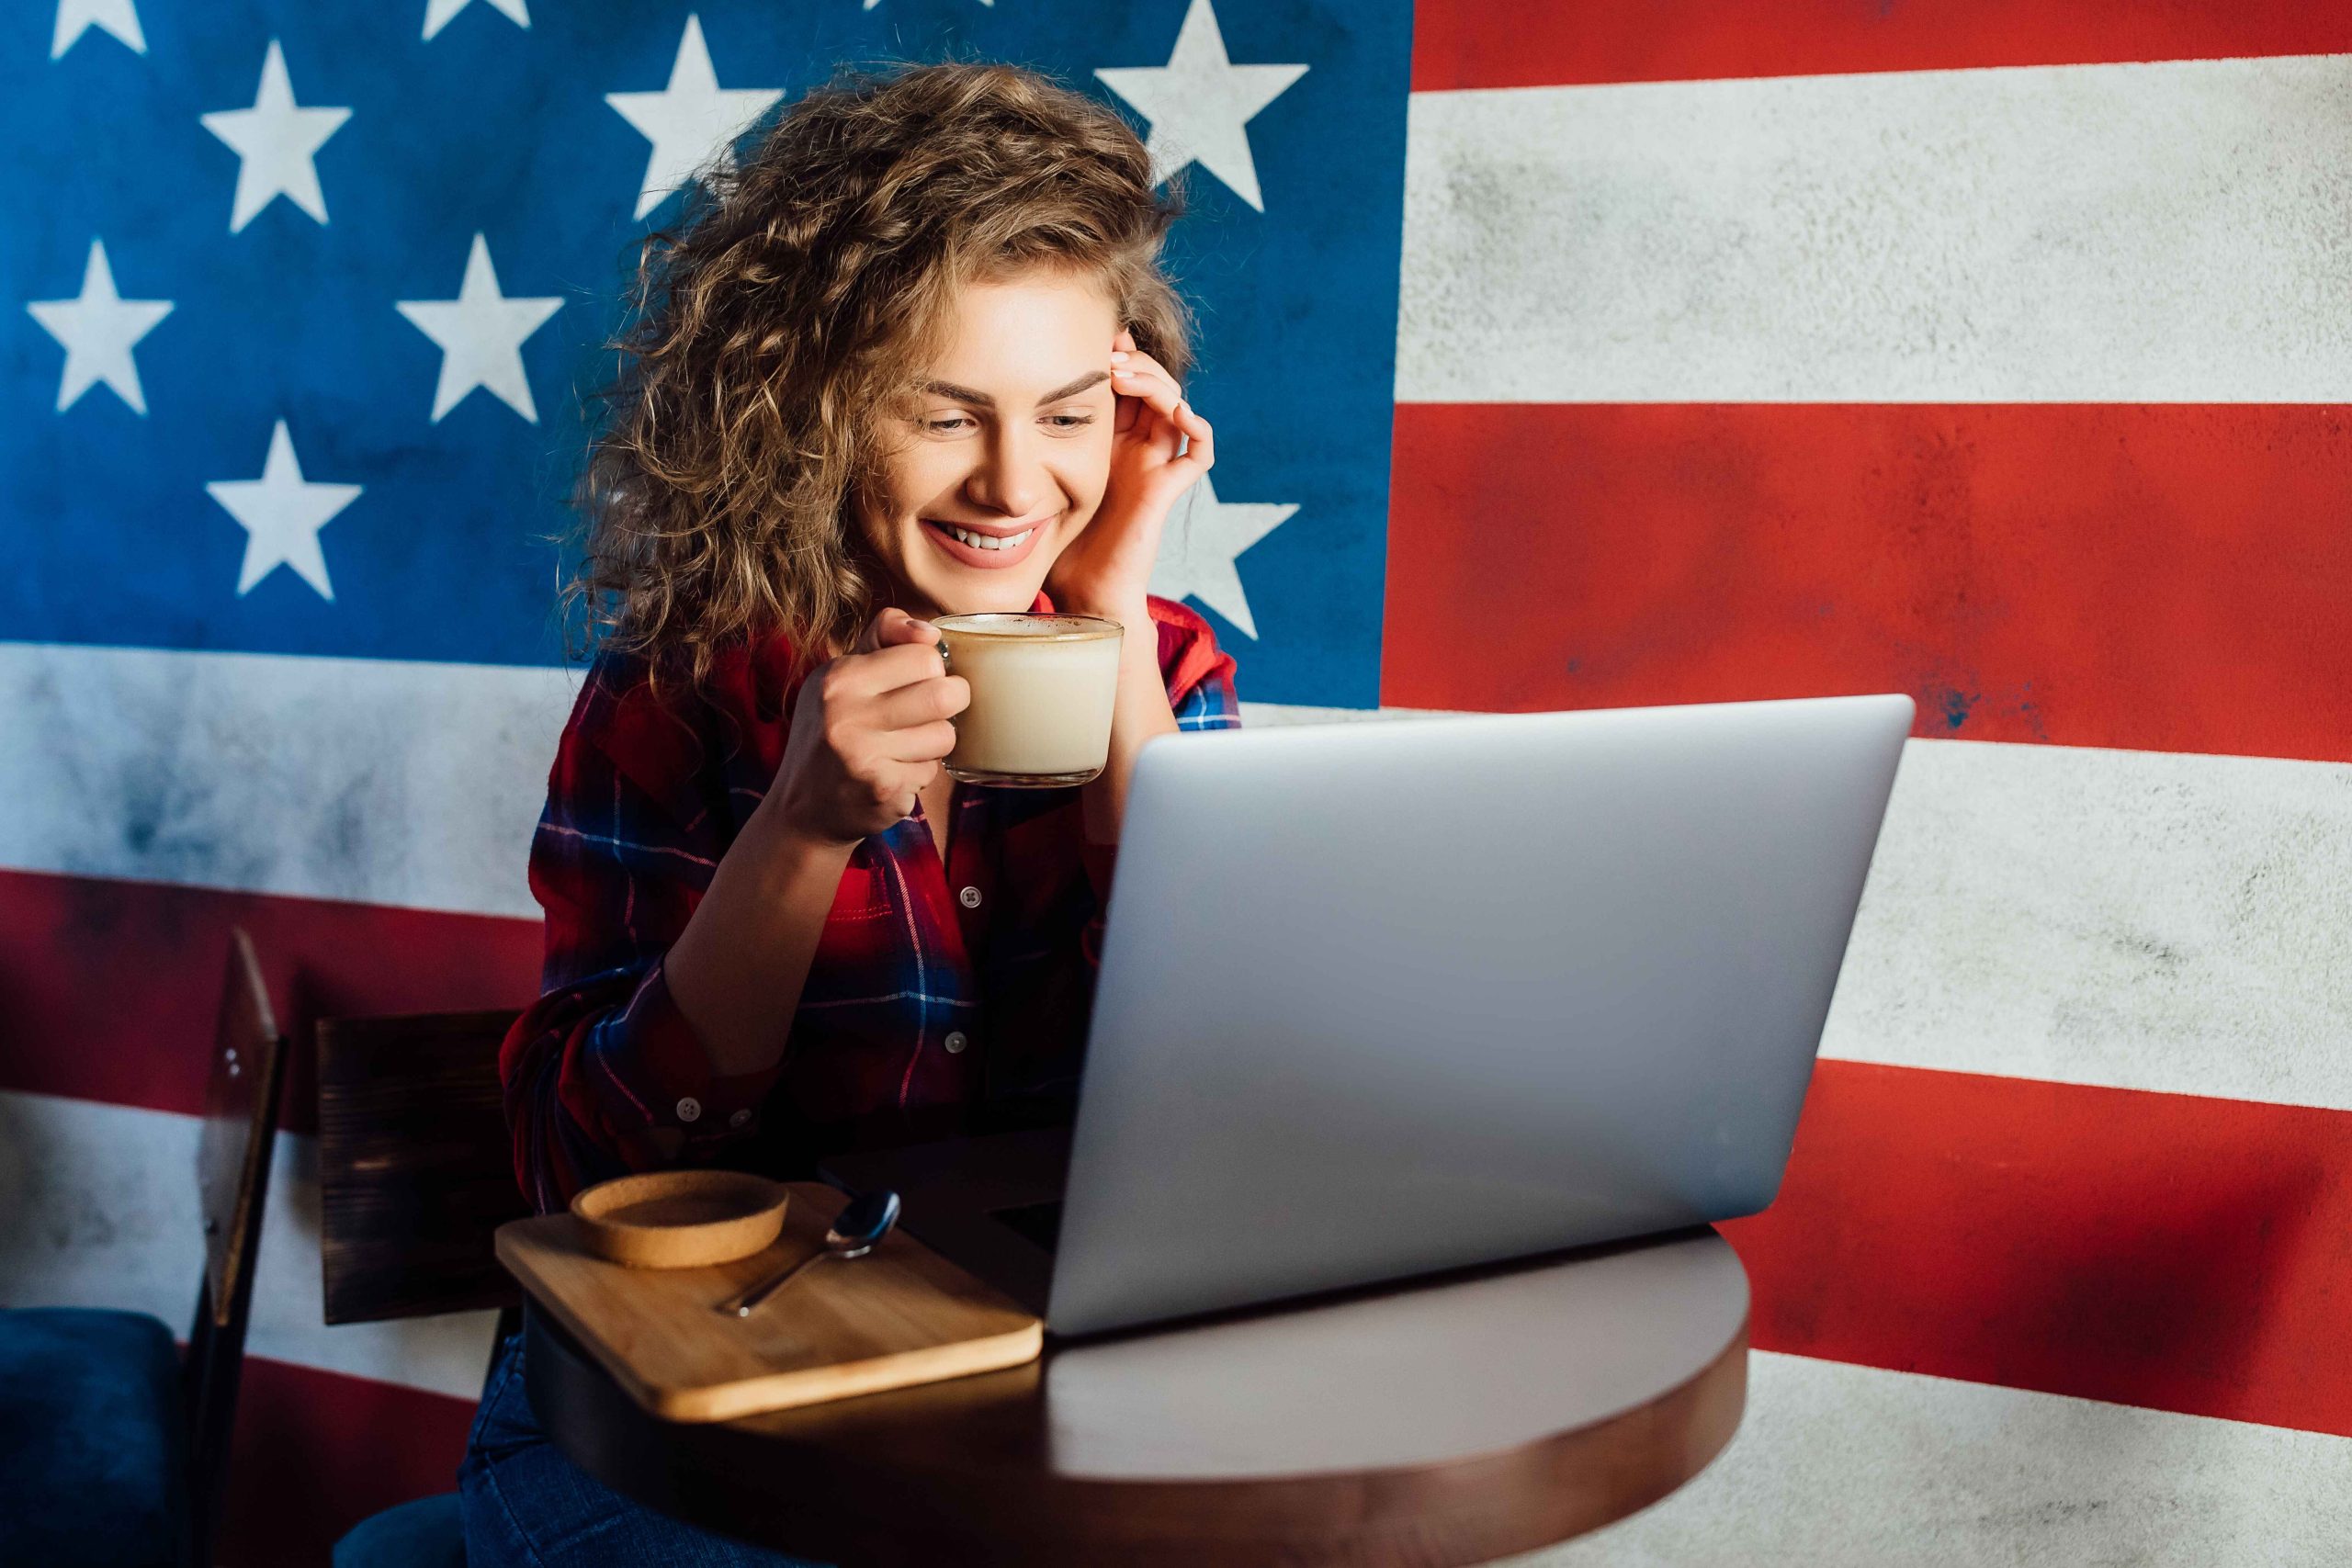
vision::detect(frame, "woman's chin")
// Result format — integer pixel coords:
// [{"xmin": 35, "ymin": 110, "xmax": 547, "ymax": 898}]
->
[{"xmin": 923, "ymin": 577, "xmax": 1046, "ymax": 618}]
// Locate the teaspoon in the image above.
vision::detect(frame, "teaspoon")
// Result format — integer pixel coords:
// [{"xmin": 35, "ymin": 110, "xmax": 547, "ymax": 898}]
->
[{"xmin": 717, "ymin": 1189, "xmax": 901, "ymax": 1318}]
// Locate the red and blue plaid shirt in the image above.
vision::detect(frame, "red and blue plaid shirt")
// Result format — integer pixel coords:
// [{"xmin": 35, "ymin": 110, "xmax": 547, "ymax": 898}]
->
[{"xmin": 501, "ymin": 592, "xmax": 1239, "ymax": 1211}]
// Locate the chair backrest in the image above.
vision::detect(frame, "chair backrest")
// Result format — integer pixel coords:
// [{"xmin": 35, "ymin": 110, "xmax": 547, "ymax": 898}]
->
[
  {"xmin": 315, "ymin": 1009, "xmax": 530, "ymax": 1325},
  {"xmin": 187, "ymin": 926, "xmax": 290, "ymax": 1565}
]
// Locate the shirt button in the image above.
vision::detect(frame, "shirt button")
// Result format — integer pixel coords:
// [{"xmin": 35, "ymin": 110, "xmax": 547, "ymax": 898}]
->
[
  {"xmin": 944, "ymin": 1031, "xmax": 969, "ymax": 1055},
  {"xmin": 729, "ymin": 1108, "xmax": 752, "ymax": 1129},
  {"xmin": 676, "ymin": 1096, "xmax": 702, "ymax": 1123},
  {"xmin": 958, "ymin": 886, "xmax": 982, "ymax": 909}
]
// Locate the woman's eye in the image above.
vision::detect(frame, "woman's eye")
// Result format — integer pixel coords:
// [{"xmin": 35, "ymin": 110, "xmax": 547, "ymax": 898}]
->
[{"xmin": 919, "ymin": 412, "xmax": 1091, "ymax": 434}]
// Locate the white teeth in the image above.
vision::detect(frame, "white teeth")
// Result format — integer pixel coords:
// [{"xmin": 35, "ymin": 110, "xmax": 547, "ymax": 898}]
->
[{"xmin": 945, "ymin": 525, "xmax": 1032, "ymax": 553}]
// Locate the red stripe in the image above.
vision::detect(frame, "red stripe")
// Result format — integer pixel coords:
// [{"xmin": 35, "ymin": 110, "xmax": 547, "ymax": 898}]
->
[
  {"xmin": 1724, "ymin": 1061, "xmax": 2352, "ymax": 1437},
  {"xmin": 1410, "ymin": 0, "xmax": 2352, "ymax": 91},
  {"xmin": 0, "ymin": 868, "xmax": 540, "ymax": 1130},
  {"xmin": 214, "ymin": 1355, "xmax": 477, "ymax": 1568},
  {"xmin": 1384, "ymin": 403, "xmax": 2352, "ymax": 764}
]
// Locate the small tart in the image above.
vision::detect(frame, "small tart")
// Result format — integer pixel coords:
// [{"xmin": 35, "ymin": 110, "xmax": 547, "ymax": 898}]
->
[{"xmin": 571, "ymin": 1170, "xmax": 789, "ymax": 1269}]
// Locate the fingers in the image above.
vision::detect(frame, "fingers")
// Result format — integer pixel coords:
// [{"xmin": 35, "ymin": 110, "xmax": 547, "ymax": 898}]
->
[
  {"xmin": 844, "ymin": 640, "xmax": 947, "ymax": 700},
  {"xmin": 1109, "ymin": 349, "xmax": 1179, "ymax": 413},
  {"xmin": 882, "ymin": 719, "xmax": 960, "ymax": 765},
  {"xmin": 873, "ymin": 672, "xmax": 969, "ymax": 732},
  {"xmin": 1151, "ymin": 400, "xmax": 1186, "ymax": 463},
  {"xmin": 1111, "ymin": 333, "xmax": 1144, "ymax": 434},
  {"xmin": 854, "ymin": 605, "xmax": 937, "ymax": 657},
  {"xmin": 842, "ymin": 608, "xmax": 945, "ymax": 698},
  {"xmin": 786, "ymin": 609, "xmax": 959, "ymax": 842},
  {"xmin": 1170, "ymin": 396, "xmax": 1214, "ymax": 472},
  {"xmin": 881, "ymin": 608, "xmax": 940, "ymax": 648},
  {"xmin": 1109, "ymin": 350, "xmax": 1212, "ymax": 469}
]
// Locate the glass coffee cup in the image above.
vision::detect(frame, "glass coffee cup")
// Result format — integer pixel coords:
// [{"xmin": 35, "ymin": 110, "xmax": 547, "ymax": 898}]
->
[{"xmin": 932, "ymin": 613, "xmax": 1125, "ymax": 786}]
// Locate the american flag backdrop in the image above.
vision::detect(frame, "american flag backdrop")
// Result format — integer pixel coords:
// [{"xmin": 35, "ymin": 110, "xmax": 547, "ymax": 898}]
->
[{"xmin": 6, "ymin": 1, "xmax": 2351, "ymax": 1562}]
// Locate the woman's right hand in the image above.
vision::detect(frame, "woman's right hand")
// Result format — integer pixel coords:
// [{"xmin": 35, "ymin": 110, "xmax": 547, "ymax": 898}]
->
[{"xmin": 763, "ymin": 607, "xmax": 971, "ymax": 848}]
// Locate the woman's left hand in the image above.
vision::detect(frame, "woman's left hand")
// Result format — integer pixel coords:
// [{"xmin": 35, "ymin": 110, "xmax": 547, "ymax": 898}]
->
[{"xmin": 1046, "ymin": 329, "xmax": 1214, "ymax": 619}]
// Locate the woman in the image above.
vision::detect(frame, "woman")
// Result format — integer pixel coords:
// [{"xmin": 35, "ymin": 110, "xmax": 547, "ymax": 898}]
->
[{"xmin": 458, "ymin": 62, "xmax": 1239, "ymax": 1566}]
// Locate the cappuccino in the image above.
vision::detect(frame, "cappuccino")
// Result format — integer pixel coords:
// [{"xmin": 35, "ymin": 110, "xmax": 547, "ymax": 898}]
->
[{"xmin": 933, "ymin": 614, "xmax": 1124, "ymax": 786}]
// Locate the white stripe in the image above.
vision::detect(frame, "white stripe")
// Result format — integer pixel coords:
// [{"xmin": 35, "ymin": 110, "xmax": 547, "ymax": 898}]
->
[
  {"xmin": 1537, "ymin": 1352, "xmax": 2352, "ymax": 1566},
  {"xmin": 0, "ymin": 640, "xmax": 572, "ymax": 919},
  {"xmin": 1250, "ymin": 705, "xmax": 2352, "ymax": 1112},
  {"xmin": 1398, "ymin": 53, "xmax": 2352, "ymax": 403},
  {"xmin": 1239, "ymin": 701, "xmax": 1415, "ymax": 726},
  {"xmin": 0, "ymin": 1089, "xmax": 499, "ymax": 1402},
  {"xmin": 6, "ymin": 649, "xmax": 2346, "ymax": 1111},
  {"xmin": 1817, "ymin": 736, "xmax": 2352, "ymax": 1111}
]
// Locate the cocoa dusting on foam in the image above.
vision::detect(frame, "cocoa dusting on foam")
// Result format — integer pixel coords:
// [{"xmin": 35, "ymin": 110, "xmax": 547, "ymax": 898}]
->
[{"xmin": 942, "ymin": 614, "xmax": 1114, "ymax": 637}]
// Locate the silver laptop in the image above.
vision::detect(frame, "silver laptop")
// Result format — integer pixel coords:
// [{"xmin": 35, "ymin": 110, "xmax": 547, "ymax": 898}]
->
[{"xmin": 823, "ymin": 692, "xmax": 1913, "ymax": 1337}]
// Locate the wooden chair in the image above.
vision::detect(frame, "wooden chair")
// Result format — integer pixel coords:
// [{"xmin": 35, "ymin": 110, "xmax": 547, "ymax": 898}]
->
[
  {"xmin": 0, "ymin": 927, "xmax": 289, "ymax": 1568},
  {"xmin": 314, "ymin": 1007, "xmax": 530, "ymax": 1568},
  {"xmin": 315, "ymin": 1008, "xmax": 531, "ymax": 1327}
]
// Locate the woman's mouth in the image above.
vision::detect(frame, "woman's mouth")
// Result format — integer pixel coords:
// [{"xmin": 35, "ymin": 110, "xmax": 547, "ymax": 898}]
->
[{"xmin": 922, "ymin": 517, "xmax": 1047, "ymax": 570}]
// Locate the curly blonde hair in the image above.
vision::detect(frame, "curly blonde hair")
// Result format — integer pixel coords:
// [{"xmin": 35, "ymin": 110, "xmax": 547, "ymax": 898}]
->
[{"xmin": 565, "ymin": 61, "xmax": 1193, "ymax": 694}]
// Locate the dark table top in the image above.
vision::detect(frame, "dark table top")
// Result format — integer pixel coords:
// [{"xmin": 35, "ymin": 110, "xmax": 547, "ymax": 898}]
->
[{"xmin": 525, "ymin": 1224, "xmax": 1750, "ymax": 1567}]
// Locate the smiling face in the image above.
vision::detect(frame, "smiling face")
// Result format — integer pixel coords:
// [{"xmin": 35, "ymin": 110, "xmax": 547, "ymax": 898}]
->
[{"xmin": 854, "ymin": 270, "xmax": 1121, "ymax": 620}]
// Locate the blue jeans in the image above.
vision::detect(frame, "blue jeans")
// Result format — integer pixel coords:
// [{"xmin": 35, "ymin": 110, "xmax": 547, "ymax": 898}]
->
[{"xmin": 458, "ymin": 1332, "xmax": 826, "ymax": 1567}]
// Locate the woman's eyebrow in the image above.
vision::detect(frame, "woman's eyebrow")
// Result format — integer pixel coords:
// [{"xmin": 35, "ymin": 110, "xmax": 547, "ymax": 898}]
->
[{"xmin": 918, "ymin": 369, "xmax": 1111, "ymax": 410}]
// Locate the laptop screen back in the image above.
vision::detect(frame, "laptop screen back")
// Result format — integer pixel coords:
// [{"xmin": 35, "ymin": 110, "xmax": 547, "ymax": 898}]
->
[{"xmin": 1046, "ymin": 694, "xmax": 1912, "ymax": 1335}]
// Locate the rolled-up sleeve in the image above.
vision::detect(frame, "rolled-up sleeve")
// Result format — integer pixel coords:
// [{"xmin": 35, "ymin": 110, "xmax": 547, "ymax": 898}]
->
[{"xmin": 500, "ymin": 663, "xmax": 784, "ymax": 1212}]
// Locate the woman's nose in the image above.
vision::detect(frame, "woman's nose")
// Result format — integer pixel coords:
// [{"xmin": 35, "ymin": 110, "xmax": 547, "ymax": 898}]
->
[{"xmin": 968, "ymin": 427, "xmax": 1046, "ymax": 518}]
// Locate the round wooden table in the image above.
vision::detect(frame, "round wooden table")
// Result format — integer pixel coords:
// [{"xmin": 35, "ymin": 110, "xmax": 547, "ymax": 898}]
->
[{"xmin": 526, "ymin": 1226, "xmax": 1749, "ymax": 1567}]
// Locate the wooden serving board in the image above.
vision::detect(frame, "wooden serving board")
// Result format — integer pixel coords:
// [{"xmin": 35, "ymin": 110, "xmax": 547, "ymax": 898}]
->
[{"xmin": 496, "ymin": 1181, "xmax": 1042, "ymax": 1423}]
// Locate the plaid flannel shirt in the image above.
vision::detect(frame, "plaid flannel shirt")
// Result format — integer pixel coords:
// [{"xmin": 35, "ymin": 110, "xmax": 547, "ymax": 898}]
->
[{"xmin": 501, "ymin": 592, "xmax": 1239, "ymax": 1211}]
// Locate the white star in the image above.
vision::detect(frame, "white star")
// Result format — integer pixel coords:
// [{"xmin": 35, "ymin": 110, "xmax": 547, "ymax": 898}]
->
[
  {"xmin": 1095, "ymin": 0, "xmax": 1306, "ymax": 213},
  {"xmin": 605, "ymin": 16, "xmax": 783, "ymax": 221},
  {"xmin": 51, "ymin": 0, "xmax": 143, "ymax": 58},
  {"xmin": 199, "ymin": 40, "xmax": 352, "ymax": 234},
  {"xmin": 26, "ymin": 239, "xmax": 174, "ymax": 416},
  {"xmin": 205, "ymin": 421, "xmax": 362, "ymax": 601},
  {"xmin": 1150, "ymin": 473, "xmax": 1296, "ymax": 640},
  {"xmin": 396, "ymin": 234, "xmax": 564, "ymax": 423},
  {"xmin": 424, "ymin": 0, "xmax": 528, "ymax": 40}
]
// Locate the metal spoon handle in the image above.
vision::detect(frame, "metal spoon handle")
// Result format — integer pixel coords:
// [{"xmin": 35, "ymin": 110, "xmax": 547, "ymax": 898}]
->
[{"xmin": 719, "ymin": 1248, "xmax": 827, "ymax": 1317}]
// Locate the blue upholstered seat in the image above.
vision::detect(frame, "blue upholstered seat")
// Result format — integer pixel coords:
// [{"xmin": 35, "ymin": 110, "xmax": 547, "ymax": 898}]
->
[
  {"xmin": 0, "ymin": 1307, "xmax": 189, "ymax": 1568},
  {"xmin": 333, "ymin": 1491, "xmax": 467, "ymax": 1568}
]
